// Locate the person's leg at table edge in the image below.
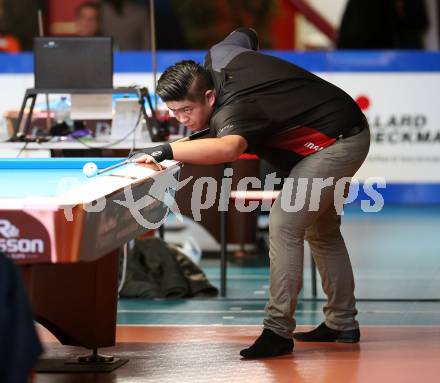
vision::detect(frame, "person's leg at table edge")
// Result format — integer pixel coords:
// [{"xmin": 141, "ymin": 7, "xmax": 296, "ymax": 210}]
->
[{"xmin": 240, "ymin": 126, "xmax": 370, "ymax": 358}]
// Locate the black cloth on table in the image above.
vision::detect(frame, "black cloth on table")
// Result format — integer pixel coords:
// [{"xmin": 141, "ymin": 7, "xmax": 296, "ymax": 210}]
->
[{"xmin": 119, "ymin": 238, "xmax": 218, "ymax": 299}]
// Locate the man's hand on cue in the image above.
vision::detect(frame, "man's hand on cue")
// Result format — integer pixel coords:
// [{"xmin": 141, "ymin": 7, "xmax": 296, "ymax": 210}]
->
[
  {"xmin": 128, "ymin": 143, "xmax": 173, "ymax": 170},
  {"xmin": 133, "ymin": 154, "xmax": 165, "ymax": 171}
]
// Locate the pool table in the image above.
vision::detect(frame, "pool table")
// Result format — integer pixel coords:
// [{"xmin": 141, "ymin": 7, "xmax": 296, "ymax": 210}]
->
[{"xmin": 0, "ymin": 158, "xmax": 181, "ymax": 366}]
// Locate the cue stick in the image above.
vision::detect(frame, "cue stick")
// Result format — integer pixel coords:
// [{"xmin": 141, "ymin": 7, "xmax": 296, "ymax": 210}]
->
[
  {"xmin": 149, "ymin": 0, "xmax": 157, "ymax": 117},
  {"xmin": 96, "ymin": 128, "xmax": 210, "ymax": 175}
]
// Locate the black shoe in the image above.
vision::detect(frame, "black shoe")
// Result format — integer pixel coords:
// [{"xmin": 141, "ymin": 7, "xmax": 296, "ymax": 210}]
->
[
  {"xmin": 293, "ymin": 322, "xmax": 360, "ymax": 343},
  {"xmin": 240, "ymin": 329, "xmax": 294, "ymax": 359}
]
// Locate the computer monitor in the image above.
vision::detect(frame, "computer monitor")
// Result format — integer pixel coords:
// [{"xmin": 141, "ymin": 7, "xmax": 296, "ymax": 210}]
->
[{"xmin": 34, "ymin": 36, "xmax": 113, "ymax": 90}]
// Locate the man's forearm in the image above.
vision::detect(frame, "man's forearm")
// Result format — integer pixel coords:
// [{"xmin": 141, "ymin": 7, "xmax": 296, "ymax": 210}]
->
[{"xmin": 170, "ymin": 136, "xmax": 247, "ymax": 165}]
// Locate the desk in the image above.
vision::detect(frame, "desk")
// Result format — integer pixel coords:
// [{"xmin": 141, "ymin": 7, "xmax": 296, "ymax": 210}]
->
[
  {"xmin": 12, "ymin": 87, "xmax": 156, "ymax": 142},
  {"xmin": 0, "ymin": 158, "xmax": 181, "ymax": 368},
  {"xmin": 0, "ymin": 137, "xmax": 182, "ymax": 157}
]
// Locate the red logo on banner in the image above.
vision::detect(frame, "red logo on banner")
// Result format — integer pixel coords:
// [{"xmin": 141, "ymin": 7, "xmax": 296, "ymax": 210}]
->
[{"xmin": 355, "ymin": 95, "xmax": 371, "ymax": 111}]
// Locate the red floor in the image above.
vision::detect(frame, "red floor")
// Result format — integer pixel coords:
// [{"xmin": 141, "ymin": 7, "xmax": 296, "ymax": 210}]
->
[{"xmin": 36, "ymin": 325, "xmax": 440, "ymax": 383}]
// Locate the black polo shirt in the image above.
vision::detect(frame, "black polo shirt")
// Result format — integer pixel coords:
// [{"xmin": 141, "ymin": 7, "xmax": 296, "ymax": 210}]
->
[{"xmin": 204, "ymin": 28, "xmax": 364, "ymax": 170}]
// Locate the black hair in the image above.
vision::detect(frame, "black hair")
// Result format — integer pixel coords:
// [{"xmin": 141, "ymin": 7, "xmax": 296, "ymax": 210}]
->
[{"xmin": 156, "ymin": 60, "xmax": 213, "ymax": 102}]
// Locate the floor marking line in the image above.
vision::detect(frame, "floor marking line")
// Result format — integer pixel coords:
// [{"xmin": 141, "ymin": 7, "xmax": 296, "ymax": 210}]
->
[
  {"xmin": 115, "ymin": 324, "xmax": 440, "ymax": 328},
  {"xmin": 117, "ymin": 309, "xmax": 440, "ymax": 315},
  {"xmin": 206, "ymin": 275, "xmax": 440, "ymax": 280}
]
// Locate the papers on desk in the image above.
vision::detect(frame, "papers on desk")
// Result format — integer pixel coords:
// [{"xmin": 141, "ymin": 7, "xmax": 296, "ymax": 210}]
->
[
  {"xmin": 70, "ymin": 94, "xmax": 113, "ymax": 120},
  {"xmin": 111, "ymin": 98, "xmax": 142, "ymax": 140}
]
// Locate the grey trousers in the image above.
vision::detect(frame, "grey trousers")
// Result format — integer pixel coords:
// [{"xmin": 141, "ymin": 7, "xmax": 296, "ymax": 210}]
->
[{"xmin": 263, "ymin": 125, "xmax": 371, "ymax": 339}]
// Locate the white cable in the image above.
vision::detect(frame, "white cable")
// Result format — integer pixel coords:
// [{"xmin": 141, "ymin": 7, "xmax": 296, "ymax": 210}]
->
[{"xmin": 118, "ymin": 242, "xmax": 129, "ymax": 295}]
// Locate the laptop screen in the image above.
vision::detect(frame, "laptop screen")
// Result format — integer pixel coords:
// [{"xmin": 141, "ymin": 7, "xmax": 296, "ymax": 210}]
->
[{"xmin": 34, "ymin": 36, "xmax": 113, "ymax": 90}]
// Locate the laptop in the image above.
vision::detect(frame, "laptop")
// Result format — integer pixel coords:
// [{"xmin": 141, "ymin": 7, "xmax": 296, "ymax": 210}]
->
[{"xmin": 34, "ymin": 36, "xmax": 113, "ymax": 90}]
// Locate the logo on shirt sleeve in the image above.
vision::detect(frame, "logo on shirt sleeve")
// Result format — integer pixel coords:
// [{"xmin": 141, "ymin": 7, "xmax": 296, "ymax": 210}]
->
[
  {"xmin": 218, "ymin": 124, "xmax": 234, "ymax": 135},
  {"xmin": 304, "ymin": 142, "xmax": 325, "ymax": 152}
]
